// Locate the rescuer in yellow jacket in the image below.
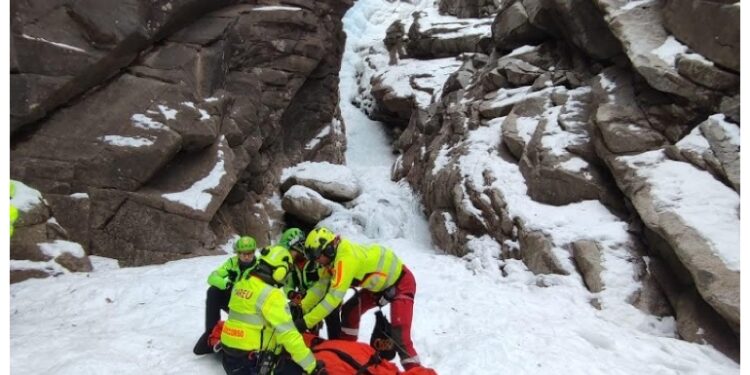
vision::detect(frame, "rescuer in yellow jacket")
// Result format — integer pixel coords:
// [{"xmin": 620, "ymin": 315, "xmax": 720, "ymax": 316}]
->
[
  {"xmin": 220, "ymin": 245, "xmax": 326, "ymax": 375},
  {"xmin": 194, "ymin": 236, "xmax": 258, "ymax": 355},
  {"xmin": 296, "ymin": 227, "xmax": 423, "ymax": 370},
  {"xmin": 280, "ymin": 227, "xmax": 341, "ymax": 339}
]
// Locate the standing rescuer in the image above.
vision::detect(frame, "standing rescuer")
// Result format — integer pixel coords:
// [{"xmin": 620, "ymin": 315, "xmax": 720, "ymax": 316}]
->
[
  {"xmin": 296, "ymin": 227, "xmax": 422, "ymax": 370},
  {"xmin": 194, "ymin": 236, "xmax": 259, "ymax": 355},
  {"xmin": 220, "ymin": 245, "xmax": 326, "ymax": 375}
]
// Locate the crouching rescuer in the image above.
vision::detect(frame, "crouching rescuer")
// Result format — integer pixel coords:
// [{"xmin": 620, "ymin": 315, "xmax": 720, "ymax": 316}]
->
[
  {"xmin": 194, "ymin": 236, "xmax": 259, "ymax": 355},
  {"xmin": 296, "ymin": 227, "xmax": 422, "ymax": 370},
  {"xmin": 220, "ymin": 245, "xmax": 326, "ymax": 375}
]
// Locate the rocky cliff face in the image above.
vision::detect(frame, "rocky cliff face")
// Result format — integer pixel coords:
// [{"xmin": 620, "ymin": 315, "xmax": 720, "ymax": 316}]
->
[
  {"xmin": 10, "ymin": 0, "xmax": 353, "ymax": 268},
  {"xmin": 368, "ymin": 0, "xmax": 739, "ymax": 361}
]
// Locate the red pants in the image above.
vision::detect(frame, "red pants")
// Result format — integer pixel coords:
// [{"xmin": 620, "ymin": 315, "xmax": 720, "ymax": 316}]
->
[{"xmin": 340, "ymin": 266, "xmax": 420, "ymax": 369}]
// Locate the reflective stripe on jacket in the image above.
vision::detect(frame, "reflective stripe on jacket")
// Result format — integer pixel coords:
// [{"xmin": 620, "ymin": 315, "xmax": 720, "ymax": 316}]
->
[
  {"xmin": 207, "ymin": 256, "xmax": 249, "ymax": 290},
  {"xmin": 221, "ymin": 275, "xmax": 316, "ymax": 373},
  {"xmin": 302, "ymin": 239, "xmax": 404, "ymax": 328}
]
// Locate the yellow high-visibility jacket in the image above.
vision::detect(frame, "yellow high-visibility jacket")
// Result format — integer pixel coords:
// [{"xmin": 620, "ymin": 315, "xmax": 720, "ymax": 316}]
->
[
  {"xmin": 207, "ymin": 256, "xmax": 255, "ymax": 290},
  {"xmin": 221, "ymin": 274, "xmax": 316, "ymax": 373},
  {"xmin": 300, "ymin": 238, "xmax": 404, "ymax": 328}
]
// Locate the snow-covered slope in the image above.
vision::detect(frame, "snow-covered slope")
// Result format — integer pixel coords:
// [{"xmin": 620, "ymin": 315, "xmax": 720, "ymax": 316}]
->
[{"xmin": 9, "ymin": 0, "xmax": 739, "ymax": 374}]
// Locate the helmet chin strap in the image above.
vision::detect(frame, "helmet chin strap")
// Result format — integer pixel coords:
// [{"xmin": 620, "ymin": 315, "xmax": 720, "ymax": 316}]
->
[
  {"xmin": 326, "ymin": 236, "xmax": 341, "ymax": 257},
  {"xmin": 253, "ymin": 262, "xmax": 282, "ymax": 286}
]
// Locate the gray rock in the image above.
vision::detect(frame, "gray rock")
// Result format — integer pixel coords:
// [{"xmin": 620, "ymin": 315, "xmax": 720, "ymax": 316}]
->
[
  {"xmin": 10, "ymin": 0, "xmax": 237, "ymax": 132},
  {"xmin": 519, "ymin": 89, "xmax": 623, "ymax": 210},
  {"xmin": 500, "ymin": 95, "xmax": 550, "ymax": 159},
  {"xmin": 676, "ymin": 54, "xmax": 739, "ymax": 92},
  {"xmin": 55, "ymin": 251, "xmax": 93, "ymax": 273},
  {"xmin": 518, "ymin": 227, "xmax": 569, "ymax": 275},
  {"xmin": 428, "ymin": 210, "xmax": 468, "ymax": 257},
  {"xmin": 45, "ymin": 194, "xmax": 91, "ymax": 252},
  {"xmin": 572, "ymin": 240, "xmax": 604, "ymax": 293},
  {"xmin": 538, "ymin": 0, "xmax": 622, "ymax": 60},
  {"xmin": 91, "ymin": 198, "xmax": 218, "ymax": 267},
  {"xmin": 594, "ymin": 104, "xmax": 667, "ymax": 154},
  {"xmin": 719, "ymin": 95, "xmax": 739, "ymax": 123},
  {"xmin": 438, "ymin": 0, "xmax": 500, "ymax": 18},
  {"xmin": 11, "ymin": 223, "xmax": 50, "ymax": 262},
  {"xmin": 649, "ymin": 258, "xmax": 739, "ymax": 362},
  {"xmin": 370, "ymin": 76, "xmax": 416, "ymax": 125},
  {"xmin": 281, "ymin": 162, "xmax": 361, "ymax": 202},
  {"xmin": 10, "ymin": 269, "xmax": 54, "ymax": 284},
  {"xmin": 11, "ymin": 74, "xmax": 184, "ymax": 192},
  {"xmin": 503, "ymin": 59, "xmax": 544, "ymax": 86},
  {"xmin": 610, "ymin": 152, "xmax": 740, "ymax": 333},
  {"xmin": 595, "ymin": 0, "xmax": 721, "ymax": 107},
  {"xmin": 282, "ymin": 185, "xmax": 335, "ymax": 224},
  {"xmin": 134, "ymin": 138, "xmax": 240, "ymax": 222},
  {"xmin": 491, "ymin": 1, "xmax": 549, "ymax": 52},
  {"xmin": 11, "ymin": 2, "xmax": 353, "ymax": 265},
  {"xmin": 407, "ymin": 22, "xmax": 493, "ymax": 59},
  {"xmin": 700, "ymin": 115, "xmax": 740, "ymax": 192},
  {"xmin": 663, "ymin": 0, "xmax": 739, "ymax": 72}
]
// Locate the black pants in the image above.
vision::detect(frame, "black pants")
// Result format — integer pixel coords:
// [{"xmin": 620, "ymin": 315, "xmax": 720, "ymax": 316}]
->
[
  {"xmin": 222, "ymin": 351, "xmax": 259, "ymax": 375},
  {"xmin": 222, "ymin": 351, "xmax": 303, "ymax": 375},
  {"xmin": 274, "ymin": 353, "xmax": 306, "ymax": 375},
  {"xmin": 206, "ymin": 286, "xmax": 232, "ymax": 332}
]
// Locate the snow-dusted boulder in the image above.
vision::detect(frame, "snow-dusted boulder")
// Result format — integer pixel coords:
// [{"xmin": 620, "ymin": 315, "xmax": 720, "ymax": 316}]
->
[
  {"xmin": 501, "ymin": 95, "xmax": 551, "ymax": 159},
  {"xmin": 44, "ymin": 193, "xmax": 91, "ymax": 252},
  {"xmin": 518, "ymin": 87, "xmax": 623, "ymax": 210},
  {"xmin": 88, "ymin": 138, "xmax": 242, "ymax": 265},
  {"xmin": 700, "ymin": 115, "xmax": 740, "ymax": 192},
  {"xmin": 11, "ymin": 240, "xmax": 93, "ymax": 284},
  {"xmin": 518, "ymin": 228, "xmax": 568, "ymax": 276},
  {"xmin": 610, "ymin": 150, "xmax": 739, "ymax": 333},
  {"xmin": 282, "ymin": 161, "xmax": 361, "ymax": 202},
  {"xmin": 11, "ymin": 181, "xmax": 93, "ymax": 283},
  {"xmin": 371, "ymin": 57, "xmax": 464, "ymax": 124},
  {"xmin": 442, "ymin": 54, "xmax": 489, "ymax": 96},
  {"xmin": 406, "ymin": 17, "xmax": 493, "ymax": 59},
  {"xmin": 428, "ymin": 210, "xmax": 467, "ymax": 257},
  {"xmin": 667, "ymin": 115, "xmax": 740, "ymax": 193},
  {"xmin": 438, "ymin": 0, "xmax": 500, "ymax": 18},
  {"xmin": 675, "ymin": 54, "xmax": 739, "ymax": 92},
  {"xmin": 591, "ymin": 69, "xmax": 668, "ymax": 154},
  {"xmin": 594, "ymin": 0, "xmax": 720, "ymax": 107},
  {"xmin": 282, "ymin": 185, "xmax": 335, "ymax": 224},
  {"xmin": 663, "ymin": 0, "xmax": 739, "ymax": 72}
]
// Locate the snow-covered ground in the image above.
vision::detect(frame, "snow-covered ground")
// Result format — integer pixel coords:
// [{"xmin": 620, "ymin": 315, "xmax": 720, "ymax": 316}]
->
[{"xmin": 9, "ymin": 0, "xmax": 740, "ymax": 374}]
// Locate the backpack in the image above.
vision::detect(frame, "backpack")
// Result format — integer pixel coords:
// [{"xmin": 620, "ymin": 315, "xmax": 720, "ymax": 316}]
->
[
  {"xmin": 304, "ymin": 334, "xmax": 400, "ymax": 375},
  {"xmin": 370, "ymin": 310, "xmax": 397, "ymax": 360}
]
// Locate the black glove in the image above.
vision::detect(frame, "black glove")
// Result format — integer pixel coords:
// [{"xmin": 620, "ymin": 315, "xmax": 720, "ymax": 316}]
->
[
  {"xmin": 378, "ymin": 286, "xmax": 397, "ymax": 306},
  {"xmin": 289, "ymin": 303, "xmax": 304, "ymax": 321},
  {"xmin": 294, "ymin": 318, "xmax": 308, "ymax": 333},
  {"xmin": 227, "ymin": 270, "xmax": 238, "ymax": 282},
  {"xmin": 311, "ymin": 361, "xmax": 327, "ymax": 375},
  {"xmin": 288, "ymin": 291, "xmax": 304, "ymax": 305},
  {"xmin": 224, "ymin": 281, "xmax": 233, "ymax": 291}
]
